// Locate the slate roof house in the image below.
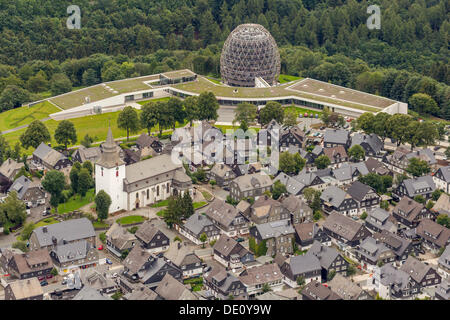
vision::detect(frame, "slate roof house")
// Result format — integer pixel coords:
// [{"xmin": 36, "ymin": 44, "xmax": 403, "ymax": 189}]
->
[
  {"xmin": 122, "ymin": 245, "xmax": 182, "ymax": 288},
  {"xmin": 32, "ymin": 142, "xmax": 72, "ymax": 171},
  {"xmin": 4, "ymin": 278, "xmax": 43, "ymax": 300},
  {"xmin": 323, "ymin": 212, "xmax": 372, "ymax": 247},
  {"xmin": 435, "ymin": 279, "xmax": 450, "ymax": 300},
  {"xmin": 332, "ymin": 162, "xmax": 369, "ymax": 186},
  {"xmin": 320, "ymin": 185, "xmax": 359, "ymax": 216},
  {"xmin": 293, "ymin": 222, "xmax": 331, "ymax": 249},
  {"xmin": 280, "ymin": 194, "xmax": 313, "ymax": 224},
  {"xmin": 293, "ymin": 171, "xmax": 326, "ymax": 191},
  {"xmin": 177, "ymin": 212, "xmax": 221, "ymax": 245},
  {"xmin": 164, "ymin": 241, "xmax": 203, "ymax": 279},
  {"xmin": 204, "ymin": 265, "xmax": 248, "ymax": 300},
  {"xmin": 307, "ymin": 240, "xmax": 349, "ymax": 281},
  {"xmin": 350, "ymin": 133, "xmax": 383, "ymax": 157},
  {"xmin": 433, "ymin": 165, "xmax": 450, "ymax": 193},
  {"xmin": 72, "ymin": 286, "xmax": 112, "ymax": 300},
  {"xmin": 105, "ymin": 223, "xmax": 137, "ymax": 258},
  {"xmin": 250, "ymin": 219, "xmax": 295, "ymax": 256},
  {"xmin": 400, "ymin": 256, "xmax": 442, "ymax": 289},
  {"xmin": 279, "ymin": 125, "xmax": 307, "ymax": 151},
  {"xmin": 437, "ymin": 245, "xmax": 450, "ymax": 279},
  {"xmin": 384, "ymin": 147, "xmax": 437, "ymax": 174},
  {"xmin": 365, "ymin": 158, "xmax": 391, "ymax": 176},
  {"xmin": 1, "ymin": 248, "xmax": 53, "ymax": 280},
  {"xmin": 29, "ymin": 218, "xmax": 96, "ymax": 252},
  {"xmin": 301, "ymin": 280, "xmax": 342, "ymax": 300},
  {"xmin": 0, "ymin": 158, "xmax": 24, "ymax": 181},
  {"xmin": 392, "ymin": 197, "xmax": 429, "ymax": 229},
  {"xmin": 50, "ymin": 240, "xmax": 99, "ymax": 271},
  {"xmin": 328, "ymin": 274, "xmax": 372, "ymax": 300},
  {"xmin": 372, "ymin": 263, "xmax": 420, "ymax": 299},
  {"xmin": 364, "ymin": 208, "xmax": 397, "ymax": 234},
  {"xmin": 136, "ymin": 133, "xmax": 163, "ymax": 154},
  {"xmin": 229, "ymin": 173, "xmax": 273, "ymax": 202},
  {"xmin": 323, "ymin": 146, "xmax": 349, "ymax": 168},
  {"xmin": 238, "ymin": 263, "xmax": 283, "ymax": 297},
  {"xmin": 432, "ymin": 193, "xmax": 450, "ymax": 217},
  {"xmin": 323, "ymin": 129, "xmax": 350, "ymax": 149},
  {"xmin": 355, "ymin": 237, "xmax": 396, "ymax": 268},
  {"xmin": 79, "ymin": 267, "xmax": 117, "ymax": 294},
  {"xmin": 213, "ymin": 234, "xmax": 254, "ymax": 269},
  {"xmin": 209, "ymin": 163, "xmax": 236, "ymax": 187},
  {"xmin": 373, "ymin": 230, "xmax": 415, "ymax": 265},
  {"xmin": 155, "ymin": 273, "xmax": 197, "ymax": 300},
  {"xmin": 8, "ymin": 175, "xmax": 47, "ymax": 207},
  {"xmin": 277, "ymin": 253, "xmax": 322, "ymax": 288},
  {"xmin": 135, "ymin": 221, "xmax": 170, "ymax": 253},
  {"xmin": 204, "ymin": 198, "xmax": 249, "ymax": 237},
  {"xmin": 394, "ymin": 175, "xmax": 436, "ymax": 201},
  {"xmin": 273, "ymin": 172, "xmax": 305, "ymax": 196},
  {"xmin": 416, "ymin": 218, "xmax": 450, "ymax": 251},
  {"xmin": 71, "ymin": 146, "xmax": 102, "ymax": 164},
  {"xmin": 346, "ymin": 181, "xmax": 381, "ymax": 215},
  {"xmin": 249, "ymin": 195, "xmax": 290, "ymax": 224}
]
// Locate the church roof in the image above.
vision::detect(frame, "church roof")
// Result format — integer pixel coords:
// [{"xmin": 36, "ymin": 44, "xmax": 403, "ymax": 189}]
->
[{"xmin": 96, "ymin": 127, "xmax": 124, "ymax": 168}]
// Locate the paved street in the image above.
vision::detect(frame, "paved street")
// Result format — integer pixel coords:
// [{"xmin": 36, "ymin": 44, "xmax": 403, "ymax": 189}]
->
[{"xmin": 216, "ymin": 106, "xmax": 236, "ymax": 125}]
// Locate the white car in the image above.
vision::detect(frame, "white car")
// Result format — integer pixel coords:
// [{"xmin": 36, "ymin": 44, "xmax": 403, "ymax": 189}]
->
[{"xmin": 111, "ymin": 273, "xmax": 118, "ymax": 278}]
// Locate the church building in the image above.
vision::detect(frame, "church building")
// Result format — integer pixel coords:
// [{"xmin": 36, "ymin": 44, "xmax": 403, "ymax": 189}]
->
[{"xmin": 95, "ymin": 128, "xmax": 193, "ymax": 213}]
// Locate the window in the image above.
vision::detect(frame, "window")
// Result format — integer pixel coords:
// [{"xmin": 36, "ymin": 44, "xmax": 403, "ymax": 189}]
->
[
  {"xmin": 157, "ymin": 186, "xmax": 160, "ymax": 196},
  {"xmin": 136, "ymin": 193, "xmax": 139, "ymax": 199},
  {"xmin": 167, "ymin": 183, "xmax": 170, "ymax": 193},
  {"xmin": 147, "ymin": 189, "xmax": 149, "ymax": 199}
]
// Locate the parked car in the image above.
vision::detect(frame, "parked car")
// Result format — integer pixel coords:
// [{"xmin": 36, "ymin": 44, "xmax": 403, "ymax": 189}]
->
[
  {"xmin": 105, "ymin": 258, "xmax": 112, "ymax": 265},
  {"xmin": 236, "ymin": 237, "xmax": 245, "ymax": 243},
  {"xmin": 111, "ymin": 273, "xmax": 118, "ymax": 278},
  {"xmin": 38, "ymin": 276, "xmax": 45, "ymax": 281},
  {"xmin": 40, "ymin": 280, "xmax": 48, "ymax": 286},
  {"xmin": 203, "ymin": 266, "xmax": 212, "ymax": 273},
  {"xmin": 98, "ymin": 245, "xmax": 103, "ymax": 250},
  {"xmin": 61, "ymin": 280, "xmax": 67, "ymax": 285}
]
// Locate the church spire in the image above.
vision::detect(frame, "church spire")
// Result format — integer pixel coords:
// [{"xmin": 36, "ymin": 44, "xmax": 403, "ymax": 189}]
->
[{"xmin": 97, "ymin": 125, "xmax": 124, "ymax": 168}]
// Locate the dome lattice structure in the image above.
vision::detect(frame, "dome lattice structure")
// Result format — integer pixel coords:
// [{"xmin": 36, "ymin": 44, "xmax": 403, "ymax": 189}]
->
[{"xmin": 220, "ymin": 24, "xmax": 281, "ymax": 87}]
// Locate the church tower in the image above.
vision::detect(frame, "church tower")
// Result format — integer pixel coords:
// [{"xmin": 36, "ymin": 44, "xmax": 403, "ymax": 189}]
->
[{"xmin": 95, "ymin": 126, "xmax": 126, "ymax": 213}]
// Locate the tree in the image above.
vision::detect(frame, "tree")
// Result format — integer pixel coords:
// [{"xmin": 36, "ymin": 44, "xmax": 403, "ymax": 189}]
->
[
  {"xmin": 167, "ymin": 97, "xmax": 186, "ymax": 130},
  {"xmin": 313, "ymin": 210, "xmax": 322, "ymax": 221},
  {"xmin": 0, "ymin": 191, "xmax": 27, "ymax": 226},
  {"xmin": 387, "ymin": 114, "xmax": 412, "ymax": 146},
  {"xmin": 272, "ymin": 180, "xmax": 287, "ymax": 200},
  {"xmin": 197, "ymin": 92, "xmax": 219, "ymax": 121},
  {"xmin": 303, "ymin": 187, "xmax": 316, "ymax": 204},
  {"xmin": 54, "ymin": 120, "xmax": 77, "ymax": 150},
  {"xmin": 26, "ymin": 71, "xmax": 48, "ymax": 92},
  {"xmin": 436, "ymin": 214, "xmax": 450, "ymax": 228},
  {"xmin": 414, "ymin": 195, "xmax": 425, "ymax": 204},
  {"xmin": 348, "ymin": 145, "xmax": 365, "ymax": 162},
  {"xmin": 95, "ymin": 190, "xmax": 111, "ymax": 221},
  {"xmin": 259, "ymin": 101, "xmax": 284, "ymax": 126},
  {"xmin": 359, "ymin": 173, "xmax": 392, "ymax": 194},
  {"xmin": 320, "ymin": 107, "xmax": 331, "ymax": 126},
  {"xmin": 50, "ymin": 73, "xmax": 72, "ymax": 96},
  {"xmin": 279, "ymin": 152, "xmax": 296, "ymax": 174},
  {"xmin": 209, "ymin": 180, "xmax": 216, "ymax": 188},
  {"xmin": 78, "ymin": 168, "xmax": 93, "ymax": 197},
  {"xmin": 327, "ymin": 270, "xmax": 336, "ymax": 281},
  {"xmin": 356, "ymin": 112, "xmax": 375, "ymax": 133},
  {"xmin": 262, "ymin": 283, "xmax": 272, "ymax": 293},
  {"xmin": 81, "ymin": 134, "xmax": 94, "ymax": 148},
  {"xmin": 293, "ymin": 153, "xmax": 306, "ymax": 173},
  {"xmin": 19, "ymin": 120, "xmax": 51, "ymax": 149},
  {"xmin": 406, "ymin": 158, "xmax": 430, "ymax": 177},
  {"xmin": 296, "ymin": 275, "xmax": 305, "ymax": 286},
  {"xmin": 139, "ymin": 102, "xmax": 158, "ymax": 135},
  {"xmin": 199, "ymin": 232, "xmax": 208, "ymax": 248},
  {"xmin": 42, "ymin": 170, "xmax": 65, "ymax": 209},
  {"xmin": 82, "ymin": 161, "xmax": 93, "ymax": 176},
  {"xmin": 164, "ymin": 196, "xmax": 183, "ymax": 228},
  {"xmin": 346, "ymin": 265, "xmax": 356, "ymax": 277},
  {"xmin": 121, "ymin": 249, "xmax": 130, "ymax": 260},
  {"xmin": 234, "ymin": 103, "xmax": 257, "ymax": 128},
  {"xmin": 181, "ymin": 192, "xmax": 194, "ymax": 219},
  {"xmin": 315, "ymin": 155, "xmax": 331, "ymax": 169},
  {"xmin": 0, "ymin": 85, "xmax": 31, "ymax": 111},
  {"xmin": 426, "ymin": 200, "xmax": 434, "ymax": 210},
  {"xmin": 283, "ymin": 109, "xmax": 297, "ymax": 127},
  {"xmin": 12, "ymin": 241, "xmax": 28, "ymax": 253},
  {"xmin": 20, "ymin": 222, "xmax": 35, "ymax": 240},
  {"xmin": 395, "ymin": 173, "xmax": 409, "ymax": 186},
  {"xmin": 50, "ymin": 268, "xmax": 59, "ymax": 276},
  {"xmin": 408, "ymin": 93, "xmax": 439, "ymax": 115},
  {"xmin": 432, "ymin": 189, "xmax": 443, "ymax": 201},
  {"xmin": 311, "ymin": 191, "xmax": 322, "ymax": 212},
  {"xmin": 183, "ymin": 96, "xmax": 199, "ymax": 126},
  {"xmin": 117, "ymin": 106, "xmax": 140, "ymax": 141},
  {"xmin": 360, "ymin": 212, "xmax": 368, "ymax": 220}
]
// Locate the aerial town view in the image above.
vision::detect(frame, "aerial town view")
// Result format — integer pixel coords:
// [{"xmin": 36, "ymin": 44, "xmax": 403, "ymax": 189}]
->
[{"xmin": 0, "ymin": 0, "xmax": 448, "ymax": 312}]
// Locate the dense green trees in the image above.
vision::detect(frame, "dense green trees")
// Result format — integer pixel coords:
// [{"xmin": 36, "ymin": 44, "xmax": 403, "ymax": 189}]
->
[
  {"xmin": 19, "ymin": 120, "xmax": 50, "ymax": 149},
  {"xmin": 54, "ymin": 120, "xmax": 77, "ymax": 150},
  {"xmin": 117, "ymin": 106, "xmax": 140, "ymax": 141},
  {"xmin": 95, "ymin": 190, "xmax": 112, "ymax": 221},
  {"xmin": 315, "ymin": 155, "xmax": 331, "ymax": 169},
  {"xmin": 279, "ymin": 152, "xmax": 306, "ymax": 174},
  {"xmin": 234, "ymin": 103, "xmax": 257, "ymax": 131},
  {"xmin": 406, "ymin": 158, "xmax": 431, "ymax": 177},
  {"xmin": 42, "ymin": 170, "xmax": 66, "ymax": 209},
  {"xmin": 259, "ymin": 102, "xmax": 284, "ymax": 126}
]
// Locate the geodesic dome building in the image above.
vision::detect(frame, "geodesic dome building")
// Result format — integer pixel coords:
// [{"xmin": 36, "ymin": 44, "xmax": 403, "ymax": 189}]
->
[{"xmin": 220, "ymin": 24, "xmax": 281, "ymax": 87}]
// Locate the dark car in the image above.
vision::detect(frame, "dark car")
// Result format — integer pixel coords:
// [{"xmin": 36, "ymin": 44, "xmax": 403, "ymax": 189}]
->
[
  {"xmin": 236, "ymin": 237, "xmax": 245, "ymax": 243},
  {"xmin": 40, "ymin": 280, "xmax": 48, "ymax": 286}
]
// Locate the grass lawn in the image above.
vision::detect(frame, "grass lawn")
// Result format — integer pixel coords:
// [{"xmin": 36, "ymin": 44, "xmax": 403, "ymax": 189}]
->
[
  {"xmin": 201, "ymin": 190, "xmax": 213, "ymax": 201},
  {"xmin": 116, "ymin": 215, "xmax": 146, "ymax": 225},
  {"xmin": 193, "ymin": 201, "xmax": 207, "ymax": 209},
  {"xmin": 57, "ymin": 189, "xmax": 95, "ymax": 214},
  {"xmin": 151, "ymin": 199, "xmax": 169, "ymax": 208},
  {"xmin": 136, "ymin": 97, "xmax": 171, "ymax": 105},
  {"xmin": 285, "ymin": 105, "xmax": 323, "ymax": 117},
  {"xmin": 184, "ymin": 277, "xmax": 203, "ymax": 291},
  {"xmin": 156, "ymin": 209, "xmax": 166, "ymax": 217},
  {"xmin": 93, "ymin": 220, "xmax": 109, "ymax": 229},
  {"xmin": 0, "ymin": 101, "xmax": 59, "ymax": 132},
  {"xmin": 34, "ymin": 217, "xmax": 60, "ymax": 228},
  {"xmin": 279, "ymin": 74, "xmax": 301, "ymax": 84}
]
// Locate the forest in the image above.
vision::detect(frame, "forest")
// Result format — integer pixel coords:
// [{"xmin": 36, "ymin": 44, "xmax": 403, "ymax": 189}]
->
[{"xmin": 0, "ymin": 0, "xmax": 448, "ymax": 118}]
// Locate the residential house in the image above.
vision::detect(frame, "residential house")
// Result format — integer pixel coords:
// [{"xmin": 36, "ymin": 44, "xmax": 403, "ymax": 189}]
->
[
  {"xmin": 1, "ymin": 248, "xmax": 53, "ymax": 280},
  {"xmin": 4, "ymin": 278, "xmax": 43, "ymax": 300},
  {"xmin": 154, "ymin": 273, "xmax": 197, "ymax": 300},
  {"xmin": 250, "ymin": 219, "xmax": 295, "ymax": 256},
  {"xmin": 105, "ymin": 223, "xmax": 137, "ymax": 258},
  {"xmin": 209, "ymin": 163, "xmax": 236, "ymax": 187},
  {"xmin": 365, "ymin": 208, "xmax": 397, "ymax": 234},
  {"xmin": 8, "ymin": 175, "xmax": 47, "ymax": 207},
  {"xmin": 293, "ymin": 222, "xmax": 331, "ymax": 250},
  {"xmin": 323, "ymin": 212, "xmax": 372, "ymax": 247},
  {"xmin": 433, "ymin": 165, "xmax": 450, "ymax": 193},
  {"xmin": 332, "ymin": 162, "xmax": 369, "ymax": 186},
  {"xmin": 71, "ymin": 146, "xmax": 102, "ymax": 164},
  {"xmin": 432, "ymin": 193, "xmax": 450, "ymax": 217},
  {"xmin": 49, "ymin": 240, "xmax": 99, "ymax": 271},
  {"xmin": 79, "ymin": 267, "xmax": 117, "ymax": 294},
  {"xmin": 249, "ymin": 195, "xmax": 290, "ymax": 224},
  {"xmin": 350, "ymin": 133, "xmax": 383, "ymax": 157},
  {"xmin": 392, "ymin": 197, "xmax": 429, "ymax": 229},
  {"xmin": 307, "ymin": 240, "xmax": 349, "ymax": 281},
  {"xmin": 373, "ymin": 230, "xmax": 415, "ymax": 265},
  {"xmin": 29, "ymin": 218, "xmax": 96, "ymax": 252},
  {"xmin": 346, "ymin": 181, "xmax": 381, "ymax": 215},
  {"xmin": 320, "ymin": 185, "xmax": 359, "ymax": 216},
  {"xmin": 323, "ymin": 129, "xmax": 350, "ymax": 149},
  {"xmin": 293, "ymin": 171, "xmax": 326, "ymax": 191},
  {"xmin": 435, "ymin": 279, "xmax": 450, "ymax": 300},
  {"xmin": 355, "ymin": 237, "xmax": 396, "ymax": 269},
  {"xmin": 164, "ymin": 242, "xmax": 203, "ymax": 279},
  {"xmin": 204, "ymin": 198, "xmax": 249, "ymax": 237},
  {"xmin": 213, "ymin": 234, "xmax": 254, "ymax": 269},
  {"xmin": 365, "ymin": 158, "xmax": 391, "ymax": 176},
  {"xmin": 238, "ymin": 263, "xmax": 283, "ymax": 297},
  {"xmin": 122, "ymin": 283, "xmax": 159, "ymax": 300},
  {"xmin": 416, "ymin": 218, "xmax": 450, "ymax": 251},
  {"xmin": 135, "ymin": 221, "xmax": 170, "ymax": 253},
  {"xmin": 136, "ymin": 133, "xmax": 163, "ymax": 154},
  {"xmin": 32, "ymin": 142, "xmax": 72, "ymax": 170},
  {"xmin": 279, "ymin": 125, "xmax": 307, "ymax": 151},
  {"xmin": 328, "ymin": 274, "xmax": 372, "ymax": 300},
  {"xmin": 301, "ymin": 280, "xmax": 342, "ymax": 300},
  {"xmin": 277, "ymin": 254, "xmax": 321, "ymax": 288},
  {"xmin": 372, "ymin": 264, "xmax": 420, "ymax": 299},
  {"xmin": 280, "ymin": 194, "xmax": 313, "ymax": 224},
  {"xmin": 229, "ymin": 173, "xmax": 273, "ymax": 202},
  {"xmin": 177, "ymin": 212, "xmax": 220, "ymax": 245},
  {"xmin": 273, "ymin": 172, "xmax": 305, "ymax": 196},
  {"xmin": 400, "ymin": 256, "xmax": 441, "ymax": 289},
  {"xmin": 394, "ymin": 175, "xmax": 436, "ymax": 201},
  {"xmin": 0, "ymin": 158, "xmax": 24, "ymax": 181},
  {"xmin": 384, "ymin": 147, "xmax": 436, "ymax": 175},
  {"xmin": 204, "ymin": 266, "xmax": 248, "ymax": 300},
  {"xmin": 72, "ymin": 286, "xmax": 112, "ymax": 300},
  {"xmin": 437, "ymin": 245, "xmax": 449, "ymax": 279},
  {"xmin": 323, "ymin": 146, "xmax": 349, "ymax": 169}
]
